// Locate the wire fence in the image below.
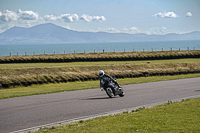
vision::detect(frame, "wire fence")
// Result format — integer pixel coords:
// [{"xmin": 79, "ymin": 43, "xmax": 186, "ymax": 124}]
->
[{"xmin": 6, "ymin": 47, "xmax": 198, "ymax": 57}]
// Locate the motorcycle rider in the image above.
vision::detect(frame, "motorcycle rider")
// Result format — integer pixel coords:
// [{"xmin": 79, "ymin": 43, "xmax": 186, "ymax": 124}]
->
[{"xmin": 99, "ymin": 70, "xmax": 121, "ymax": 88}]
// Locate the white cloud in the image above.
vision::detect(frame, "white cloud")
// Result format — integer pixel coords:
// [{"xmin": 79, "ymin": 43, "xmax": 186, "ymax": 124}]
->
[
  {"xmin": 62, "ymin": 25, "xmax": 71, "ymax": 29},
  {"xmin": 144, "ymin": 27, "xmax": 182, "ymax": 35},
  {"xmin": 61, "ymin": 14, "xmax": 79, "ymax": 22},
  {"xmin": 122, "ymin": 27, "xmax": 129, "ymax": 32},
  {"xmin": 154, "ymin": 11, "xmax": 178, "ymax": 18},
  {"xmin": 0, "ymin": 9, "xmax": 39, "ymax": 22},
  {"xmin": 80, "ymin": 14, "xmax": 93, "ymax": 22},
  {"xmin": 146, "ymin": 27, "xmax": 168, "ymax": 35},
  {"xmin": 80, "ymin": 14, "xmax": 106, "ymax": 22},
  {"xmin": 0, "ymin": 22, "xmax": 19, "ymax": 33},
  {"xmin": 93, "ymin": 16, "xmax": 106, "ymax": 22},
  {"xmin": 0, "ymin": 10, "xmax": 18, "ymax": 22},
  {"xmin": 122, "ymin": 27, "xmax": 140, "ymax": 34},
  {"xmin": 17, "ymin": 9, "xmax": 39, "ymax": 20},
  {"xmin": 130, "ymin": 27, "xmax": 138, "ymax": 31},
  {"xmin": 130, "ymin": 27, "xmax": 140, "ymax": 33},
  {"xmin": 186, "ymin": 12, "xmax": 192, "ymax": 17},
  {"xmin": 105, "ymin": 27, "xmax": 120, "ymax": 33},
  {"xmin": 44, "ymin": 14, "xmax": 60, "ymax": 21},
  {"xmin": 96, "ymin": 27, "xmax": 120, "ymax": 33},
  {"xmin": 121, "ymin": 26, "xmax": 179, "ymax": 35},
  {"xmin": 0, "ymin": 9, "xmax": 106, "ymax": 24},
  {"xmin": 0, "ymin": 10, "xmax": 107, "ymax": 33},
  {"xmin": 44, "ymin": 14, "xmax": 106, "ymax": 23},
  {"xmin": 44, "ymin": 14, "xmax": 79, "ymax": 22}
]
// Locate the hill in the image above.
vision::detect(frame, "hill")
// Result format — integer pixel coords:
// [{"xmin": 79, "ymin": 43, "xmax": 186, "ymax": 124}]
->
[{"xmin": 0, "ymin": 23, "xmax": 199, "ymax": 44}]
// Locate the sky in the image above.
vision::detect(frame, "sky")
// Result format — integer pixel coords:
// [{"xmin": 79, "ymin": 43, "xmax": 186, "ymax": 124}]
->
[{"xmin": 0, "ymin": 0, "xmax": 199, "ymax": 35}]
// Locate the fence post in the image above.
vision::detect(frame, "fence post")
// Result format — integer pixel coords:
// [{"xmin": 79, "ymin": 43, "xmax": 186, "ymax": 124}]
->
[{"xmin": 103, "ymin": 49, "xmax": 104, "ymax": 53}]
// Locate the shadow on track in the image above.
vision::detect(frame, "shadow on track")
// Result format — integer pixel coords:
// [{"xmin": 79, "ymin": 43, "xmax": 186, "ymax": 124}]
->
[{"xmin": 82, "ymin": 97, "xmax": 119, "ymax": 100}]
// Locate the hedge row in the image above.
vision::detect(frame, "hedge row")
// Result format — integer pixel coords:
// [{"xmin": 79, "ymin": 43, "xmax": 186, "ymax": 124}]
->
[
  {"xmin": 0, "ymin": 50, "xmax": 200, "ymax": 63},
  {"xmin": 1, "ymin": 70, "xmax": 199, "ymax": 89}
]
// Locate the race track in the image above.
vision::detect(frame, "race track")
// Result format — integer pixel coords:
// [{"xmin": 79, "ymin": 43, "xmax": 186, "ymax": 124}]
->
[{"xmin": 0, "ymin": 77, "xmax": 200, "ymax": 133}]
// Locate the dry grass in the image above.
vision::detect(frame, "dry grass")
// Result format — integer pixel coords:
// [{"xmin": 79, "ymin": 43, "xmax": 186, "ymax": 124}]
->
[{"xmin": 0, "ymin": 58, "xmax": 200, "ymax": 85}]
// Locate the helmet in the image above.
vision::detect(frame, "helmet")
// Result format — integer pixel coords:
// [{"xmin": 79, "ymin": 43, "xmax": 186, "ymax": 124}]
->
[{"xmin": 99, "ymin": 70, "xmax": 105, "ymax": 77}]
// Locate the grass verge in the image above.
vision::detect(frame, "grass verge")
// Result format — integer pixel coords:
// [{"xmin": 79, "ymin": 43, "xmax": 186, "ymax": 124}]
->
[
  {"xmin": 31, "ymin": 97, "xmax": 200, "ymax": 133},
  {"xmin": 0, "ymin": 73, "xmax": 200, "ymax": 99},
  {"xmin": 1, "ymin": 50, "xmax": 200, "ymax": 63},
  {"xmin": 1, "ymin": 58, "xmax": 200, "ymax": 87}
]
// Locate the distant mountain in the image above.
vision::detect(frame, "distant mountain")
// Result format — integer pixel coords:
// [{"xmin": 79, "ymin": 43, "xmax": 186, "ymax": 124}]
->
[{"xmin": 0, "ymin": 23, "xmax": 199, "ymax": 44}]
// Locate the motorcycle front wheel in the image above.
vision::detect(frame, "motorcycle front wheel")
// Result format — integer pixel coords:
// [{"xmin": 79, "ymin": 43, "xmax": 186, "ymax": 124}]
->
[
  {"xmin": 105, "ymin": 87, "xmax": 115, "ymax": 98},
  {"xmin": 119, "ymin": 88, "xmax": 125, "ymax": 97}
]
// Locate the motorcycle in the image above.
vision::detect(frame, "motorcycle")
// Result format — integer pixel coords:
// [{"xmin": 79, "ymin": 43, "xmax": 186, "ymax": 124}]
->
[{"xmin": 100, "ymin": 77, "xmax": 125, "ymax": 98}]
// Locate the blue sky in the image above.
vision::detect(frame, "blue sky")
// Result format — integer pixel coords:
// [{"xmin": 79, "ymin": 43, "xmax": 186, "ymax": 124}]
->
[{"xmin": 0, "ymin": 0, "xmax": 199, "ymax": 35}]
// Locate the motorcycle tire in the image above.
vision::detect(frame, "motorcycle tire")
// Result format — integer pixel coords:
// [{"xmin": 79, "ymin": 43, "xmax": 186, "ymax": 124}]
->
[
  {"xmin": 105, "ymin": 87, "xmax": 115, "ymax": 98},
  {"xmin": 119, "ymin": 88, "xmax": 125, "ymax": 97}
]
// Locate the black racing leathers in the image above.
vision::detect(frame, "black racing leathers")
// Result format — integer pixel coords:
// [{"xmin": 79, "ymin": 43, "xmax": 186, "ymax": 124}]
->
[{"xmin": 100, "ymin": 74, "xmax": 120, "ymax": 88}]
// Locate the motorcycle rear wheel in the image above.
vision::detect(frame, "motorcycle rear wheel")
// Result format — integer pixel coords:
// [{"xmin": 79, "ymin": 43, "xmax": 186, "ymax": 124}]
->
[{"xmin": 105, "ymin": 87, "xmax": 115, "ymax": 98}]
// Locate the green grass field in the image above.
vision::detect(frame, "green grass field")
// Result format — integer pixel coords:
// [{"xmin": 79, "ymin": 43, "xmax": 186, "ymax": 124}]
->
[
  {"xmin": 1, "ymin": 73, "xmax": 200, "ymax": 99},
  {"xmin": 1, "ymin": 58, "xmax": 199, "ymax": 68},
  {"xmin": 31, "ymin": 97, "xmax": 200, "ymax": 133}
]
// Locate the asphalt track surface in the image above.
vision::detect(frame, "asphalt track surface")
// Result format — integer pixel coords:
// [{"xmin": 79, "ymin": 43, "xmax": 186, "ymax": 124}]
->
[{"xmin": 0, "ymin": 77, "xmax": 200, "ymax": 133}]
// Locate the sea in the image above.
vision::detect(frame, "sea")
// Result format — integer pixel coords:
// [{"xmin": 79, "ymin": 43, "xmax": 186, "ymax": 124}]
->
[{"xmin": 0, "ymin": 40, "xmax": 200, "ymax": 57}]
